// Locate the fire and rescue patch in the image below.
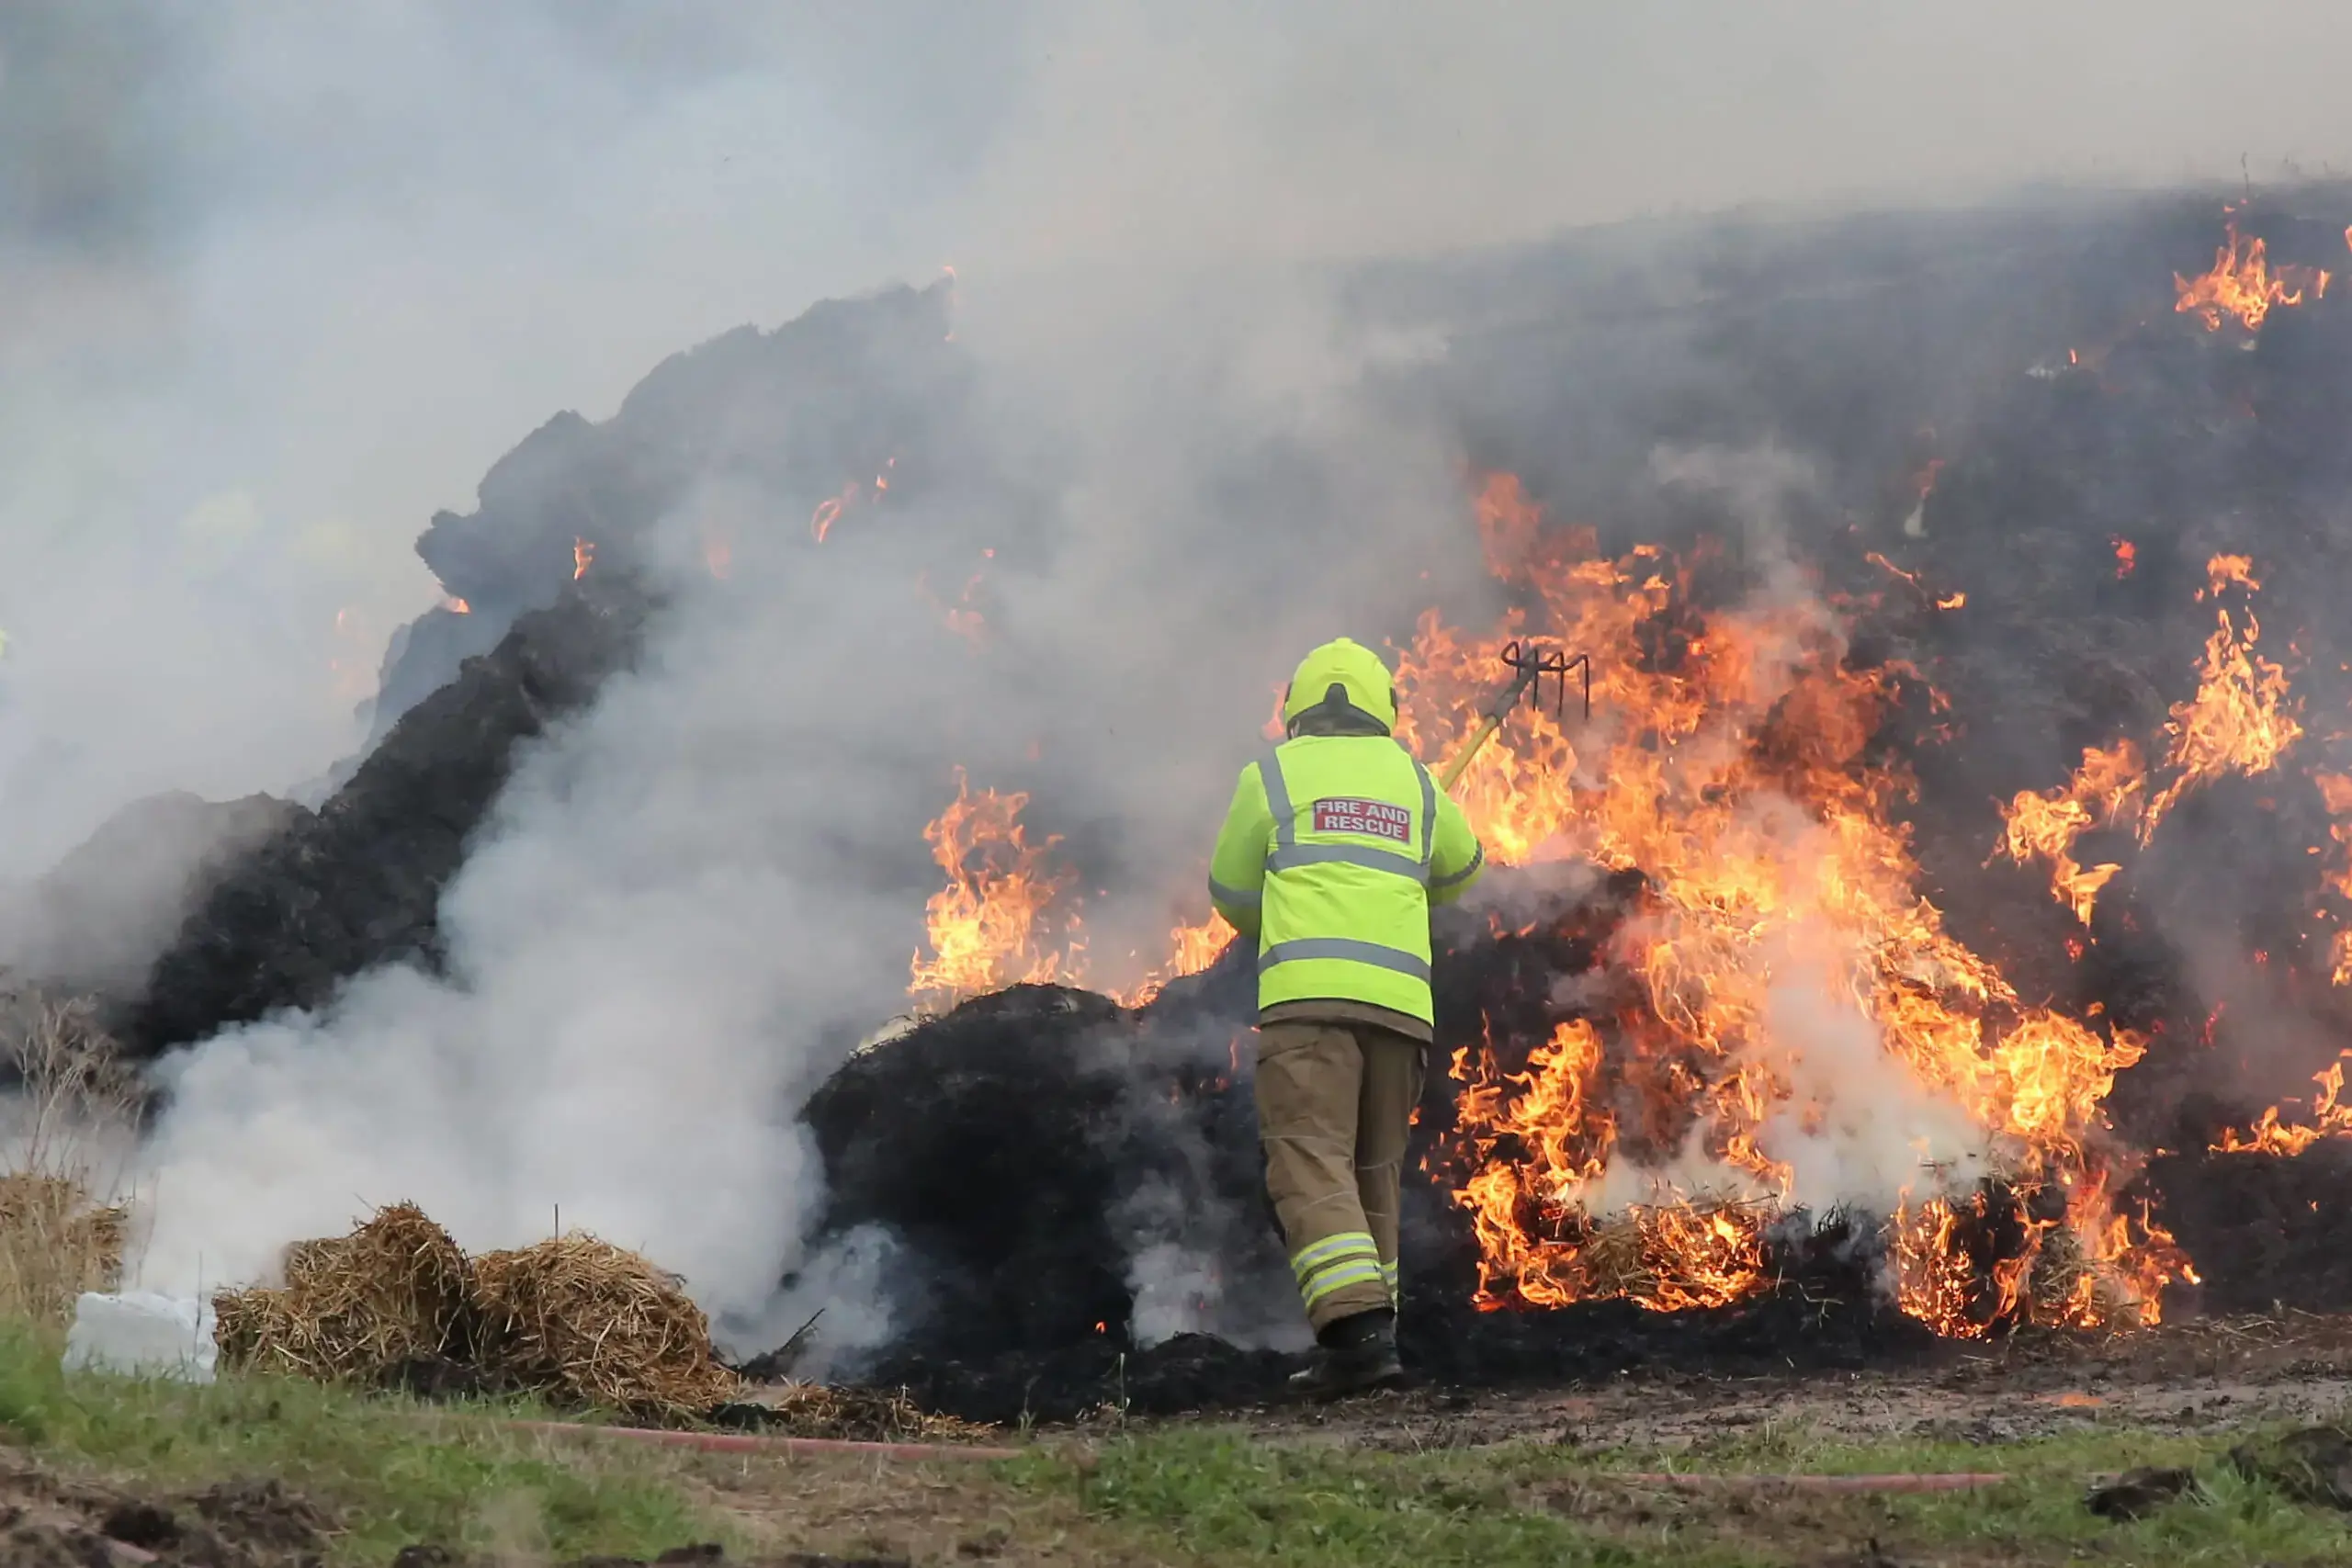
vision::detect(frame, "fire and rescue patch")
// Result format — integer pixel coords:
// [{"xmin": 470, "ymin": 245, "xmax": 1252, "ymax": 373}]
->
[{"xmin": 1311, "ymin": 797, "xmax": 1413, "ymax": 845}]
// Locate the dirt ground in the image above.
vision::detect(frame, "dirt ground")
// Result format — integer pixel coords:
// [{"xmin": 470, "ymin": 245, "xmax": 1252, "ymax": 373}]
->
[
  {"xmin": 0, "ymin": 1465, "xmax": 331, "ymax": 1568},
  {"xmin": 1158, "ymin": 1308, "xmax": 2352, "ymax": 1453}
]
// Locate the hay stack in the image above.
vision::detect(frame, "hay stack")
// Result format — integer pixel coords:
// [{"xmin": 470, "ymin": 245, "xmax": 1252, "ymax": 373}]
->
[
  {"xmin": 0, "ymin": 1173, "xmax": 126, "ymax": 1323},
  {"xmin": 212, "ymin": 1202, "xmax": 472, "ymax": 1382},
  {"xmin": 470, "ymin": 1234, "xmax": 740, "ymax": 1418}
]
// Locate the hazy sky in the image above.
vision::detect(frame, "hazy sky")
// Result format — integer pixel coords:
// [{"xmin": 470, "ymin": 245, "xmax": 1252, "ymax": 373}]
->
[{"xmin": 0, "ymin": 0, "xmax": 2341, "ymax": 867}]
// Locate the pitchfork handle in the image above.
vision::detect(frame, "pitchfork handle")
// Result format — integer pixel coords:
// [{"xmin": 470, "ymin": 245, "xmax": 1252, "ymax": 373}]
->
[
  {"xmin": 1433, "ymin": 670, "xmax": 1538, "ymax": 792},
  {"xmin": 1434, "ymin": 716, "xmax": 1505, "ymax": 792}
]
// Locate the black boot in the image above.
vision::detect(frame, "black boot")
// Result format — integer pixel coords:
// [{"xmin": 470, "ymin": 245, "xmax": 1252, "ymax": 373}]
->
[{"xmin": 1288, "ymin": 1307, "xmax": 1403, "ymax": 1401}]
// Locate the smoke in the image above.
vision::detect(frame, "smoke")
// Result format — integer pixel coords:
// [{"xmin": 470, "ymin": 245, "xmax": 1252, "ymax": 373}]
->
[{"xmin": 4, "ymin": 1, "xmax": 2346, "ymax": 1327}]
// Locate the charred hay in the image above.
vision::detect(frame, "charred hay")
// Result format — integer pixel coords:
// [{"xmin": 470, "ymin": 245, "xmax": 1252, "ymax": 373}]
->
[
  {"xmin": 388, "ymin": 281, "xmax": 969, "ymax": 738},
  {"xmin": 124, "ymin": 576, "xmax": 654, "ymax": 1058}
]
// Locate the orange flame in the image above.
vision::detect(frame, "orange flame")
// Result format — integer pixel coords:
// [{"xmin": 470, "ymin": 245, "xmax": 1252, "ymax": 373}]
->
[
  {"xmin": 2211, "ymin": 1052, "xmax": 2352, "ymax": 1156},
  {"xmin": 2174, "ymin": 214, "xmax": 2326, "ymax": 332},
  {"xmin": 572, "ymin": 537, "xmax": 594, "ymax": 580},
  {"xmin": 811, "ymin": 483, "xmax": 861, "ymax": 545},
  {"xmin": 2113, "ymin": 537, "xmax": 2136, "ymax": 579},
  {"xmin": 1114, "ymin": 912, "xmax": 1238, "ymax": 1009},
  {"xmin": 2139, "ymin": 557, "xmax": 2300, "ymax": 840},
  {"xmin": 1996, "ymin": 741, "xmax": 2145, "ymax": 925},
  {"xmin": 440, "ymin": 595, "xmax": 471, "ymax": 615},
  {"xmin": 908, "ymin": 774, "xmax": 1233, "ymax": 1011},
  {"xmin": 1405, "ymin": 477, "xmax": 2184, "ymax": 1331},
  {"xmin": 908, "ymin": 770, "xmax": 1080, "ymax": 1007}
]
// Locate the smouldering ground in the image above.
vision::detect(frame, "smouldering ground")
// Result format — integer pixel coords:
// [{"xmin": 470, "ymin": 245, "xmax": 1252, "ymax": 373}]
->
[{"xmin": 1203, "ymin": 1309, "xmax": 2352, "ymax": 1456}]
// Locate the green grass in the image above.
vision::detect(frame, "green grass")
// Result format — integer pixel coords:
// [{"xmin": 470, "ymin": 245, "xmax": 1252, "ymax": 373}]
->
[
  {"xmin": 1018, "ymin": 1422, "xmax": 2352, "ymax": 1567},
  {"xmin": 0, "ymin": 1316, "xmax": 718, "ymax": 1565}
]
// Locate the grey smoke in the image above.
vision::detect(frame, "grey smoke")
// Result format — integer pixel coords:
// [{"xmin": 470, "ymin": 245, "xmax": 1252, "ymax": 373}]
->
[{"xmin": 0, "ymin": 1, "xmax": 2342, "ymax": 1323}]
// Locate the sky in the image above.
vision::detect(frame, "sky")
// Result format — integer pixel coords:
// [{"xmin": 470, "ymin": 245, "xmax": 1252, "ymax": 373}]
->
[{"xmin": 5, "ymin": 2, "xmax": 2346, "ymax": 873}]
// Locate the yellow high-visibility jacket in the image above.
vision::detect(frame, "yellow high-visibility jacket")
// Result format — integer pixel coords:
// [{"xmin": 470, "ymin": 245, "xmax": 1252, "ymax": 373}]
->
[{"xmin": 1207, "ymin": 734, "xmax": 1486, "ymax": 1024}]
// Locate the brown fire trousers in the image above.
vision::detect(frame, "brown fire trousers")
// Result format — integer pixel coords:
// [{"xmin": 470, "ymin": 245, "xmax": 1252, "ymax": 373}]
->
[{"xmin": 1254, "ymin": 1018, "xmax": 1427, "ymax": 1333}]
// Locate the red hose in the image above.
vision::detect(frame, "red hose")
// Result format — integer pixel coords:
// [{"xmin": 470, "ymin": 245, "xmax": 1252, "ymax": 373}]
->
[
  {"xmin": 1618, "ymin": 1472, "xmax": 2007, "ymax": 1494},
  {"xmin": 505, "ymin": 1419, "xmax": 1022, "ymax": 1462}
]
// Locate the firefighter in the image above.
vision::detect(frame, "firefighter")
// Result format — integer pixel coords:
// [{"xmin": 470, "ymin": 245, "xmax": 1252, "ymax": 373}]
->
[{"xmin": 1208, "ymin": 637, "xmax": 1486, "ymax": 1397}]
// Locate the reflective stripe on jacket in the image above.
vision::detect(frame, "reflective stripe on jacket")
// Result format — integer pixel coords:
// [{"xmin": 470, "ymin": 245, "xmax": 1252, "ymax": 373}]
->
[{"xmin": 1206, "ymin": 734, "xmax": 1486, "ymax": 1024}]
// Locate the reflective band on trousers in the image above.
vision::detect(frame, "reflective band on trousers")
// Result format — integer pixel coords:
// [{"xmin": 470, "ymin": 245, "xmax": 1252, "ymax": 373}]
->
[
  {"xmin": 1291, "ymin": 1231, "xmax": 1383, "ymax": 1310},
  {"xmin": 1259, "ymin": 937, "xmax": 1431, "ymax": 981}
]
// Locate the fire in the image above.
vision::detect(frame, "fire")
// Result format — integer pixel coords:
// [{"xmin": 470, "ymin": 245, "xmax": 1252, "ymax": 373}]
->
[
  {"xmin": 908, "ymin": 770, "xmax": 1080, "ymax": 1007},
  {"xmin": 1405, "ymin": 479, "xmax": 2187, "ymax": 1332},
  {"xmin": 907, "ymin": 774, "xmax": 1233, "ymax": 1010},
  {"xmin": 2139, "ymin": 556, "xmax": 2300, "ymax": 840},
  {"xmin": 2112, "ymin": 537, "xmax": 2136, "ymax": 579},
  {"xmin": 2174, "ymin": 213, "xmax": 2328, "ymax": 332},
  {"xmin": 1114, "ymin": 912, "xmax": 1238, "ymax": 1009},
  {"xmin": 572, "ymin": 537, "xmax": 594, "ymax": 580},
  {"xmin": 1476, "ymin": 471, "xmax": 1544, "ymax": 580},
  {"xmin": 1996, "ymin": 741, "xmax": 2145, "ymax": 925},
  {"xmin": 922, "ymin": 571, "xmax": 988, "ymax": 646},
  {"xmin": 813, "ymin": 465, "xmax": 891, "ymax": 545},
  {"xmin": 2211, "ymin": 1052, "xmax": 2352, "ymax": 1156},
  {"xmin": 2001, "ymin": 555, "xmax": 2301, "ymax": 925},
  {"xmin": 440, "ymin": 595, "xmax": 471, "ymax": 615},
  {"xmin": 811, "ymin": 484, "xmax": 859, "ymax": 545}
]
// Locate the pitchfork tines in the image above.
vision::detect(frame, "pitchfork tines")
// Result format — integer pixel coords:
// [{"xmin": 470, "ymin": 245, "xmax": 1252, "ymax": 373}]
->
[{"xmin": 1498, "ymin": 638, "xmax": 1592, "ymax": 722}]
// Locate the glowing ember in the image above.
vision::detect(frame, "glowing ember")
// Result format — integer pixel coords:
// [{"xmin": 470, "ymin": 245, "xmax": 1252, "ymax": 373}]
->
[
  {"xmin": 811, "ymin": 483, "xmax": 860, "ymax": 545},
  {"xmin": 1401, "ymin": 476, "xmax": 2186, "ymax": 1331},
  {"xmin": 572, "ymin": 537, "xmax": 595, "ymax": 580},
  {"xmin": 440, "ymin": 595, "xmax": 471, "ymax": 615},
  {"xmin": 2174, "ymin": 213, "xmax": 2328, "ymax": 332},
  {"xmin": 2112, "ymin": 537, "xmax": 2136, "ymax": 579}
]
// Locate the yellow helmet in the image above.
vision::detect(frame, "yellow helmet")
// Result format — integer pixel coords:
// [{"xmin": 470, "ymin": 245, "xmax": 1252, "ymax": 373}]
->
[{"xmin": 1281, "ymin": 637, "xmax": 1397, "ymax": 737}]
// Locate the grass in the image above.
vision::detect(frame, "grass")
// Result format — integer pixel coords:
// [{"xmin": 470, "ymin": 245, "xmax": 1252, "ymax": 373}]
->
[
  {"xmin": 1012, "ymin": 1421, "xmax": 2352, "ymax": 1567},
  {"xmin": 0, "ymin": 1314, "xmax": 719, "ymax": 1565}
]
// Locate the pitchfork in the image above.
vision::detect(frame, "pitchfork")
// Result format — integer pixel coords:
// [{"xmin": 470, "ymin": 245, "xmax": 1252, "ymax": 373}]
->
[{"xmin": 1434, "ymin": 639, "xmax": 1591, "ymax": 792}]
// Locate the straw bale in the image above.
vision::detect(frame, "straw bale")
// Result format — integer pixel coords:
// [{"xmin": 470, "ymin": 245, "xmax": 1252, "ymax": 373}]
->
[
  {"xmin": 0, "ymin": 1172, "xmax": 127, "ymax": 1323},
  {"xmin": 212, "ymin": 1202, "xmax": 472, "ymax": 1382},
  {"xmin": 470, "ymin": 1233, "xmax": 740, "ymax": 1418}
]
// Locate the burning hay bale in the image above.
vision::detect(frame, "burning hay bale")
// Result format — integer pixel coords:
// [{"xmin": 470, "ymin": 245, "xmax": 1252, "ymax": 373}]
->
[
  {"xmin": 0, "ymin": 1173, "xmax": 127, "ymax": 1323},
  {"xmin": 469, "ymin": 1235, "xmax": 739, "ymax": 1419},
  {"xmin": 212, "ymin": 1202, "xmax": 472, "ymax": 1383},
  {"xmin": 1574, "ymin": 1199, "xmax": 1778, "ymax": 1313}
]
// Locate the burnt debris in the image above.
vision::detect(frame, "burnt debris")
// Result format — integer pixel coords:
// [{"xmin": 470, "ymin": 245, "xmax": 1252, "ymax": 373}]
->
[{"xmin": 122, "ymin": 576, "xmax": 654, "ymax": 1057}]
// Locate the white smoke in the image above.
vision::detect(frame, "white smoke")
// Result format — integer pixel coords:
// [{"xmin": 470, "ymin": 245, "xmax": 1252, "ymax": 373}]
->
[{"xmin": 7, "ymin": 2, "xmax": 2348, "ymax": 1332}]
